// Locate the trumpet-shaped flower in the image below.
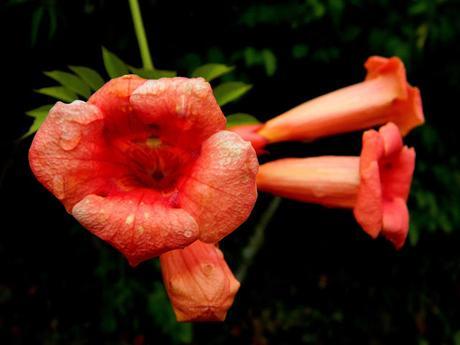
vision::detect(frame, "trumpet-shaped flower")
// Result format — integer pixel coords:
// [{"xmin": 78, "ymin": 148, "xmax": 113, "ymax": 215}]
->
[
  {"xmin": 160, "ymin": 240, "xmax": 240, "ymax": 322},
  {"xmin": 236, "ymin": 56, "xmax": 423, "ymax": 151},
  {"xmin": 29, "ymin": 75, "xmax": 258, "ymax": 266},
  {"xmin": 256, "ymin": 122, "xmax": 415, "ymax": 248},
  {"xmin": 229, "ymin": 124, "xmax": 268, "ymax": 155}
]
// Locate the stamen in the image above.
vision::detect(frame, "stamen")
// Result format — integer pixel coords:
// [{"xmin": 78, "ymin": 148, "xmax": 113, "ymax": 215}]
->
[{"xmin": 146, "ymin": 137, "xmax": 161, "ymax": 148}]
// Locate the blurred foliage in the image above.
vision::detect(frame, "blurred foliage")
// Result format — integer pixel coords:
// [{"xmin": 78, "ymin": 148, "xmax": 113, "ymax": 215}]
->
[{"xmin": 2, "ymin": 0, "xmax": 460, "ymax": 344}]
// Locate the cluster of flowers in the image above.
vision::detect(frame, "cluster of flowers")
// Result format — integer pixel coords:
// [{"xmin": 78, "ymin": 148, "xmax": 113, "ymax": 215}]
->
[
  {"xmin": 233, "ymin": 56, "xmax": 424, "ymax": 249},
  {"xmin": 29, "ymin": 56, "xmax": 423, "ymax": 322}
]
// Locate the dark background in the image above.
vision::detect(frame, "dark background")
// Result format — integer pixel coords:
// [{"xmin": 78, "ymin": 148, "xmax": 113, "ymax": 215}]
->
[{"xmin": 1, "ymin": 0, "xmax": 460, "ymax": 344}]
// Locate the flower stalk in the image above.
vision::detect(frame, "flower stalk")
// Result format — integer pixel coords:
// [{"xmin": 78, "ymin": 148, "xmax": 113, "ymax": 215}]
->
[{"xmin": 128, "ymin": 0, "xmax": 154, "ymax": 70}]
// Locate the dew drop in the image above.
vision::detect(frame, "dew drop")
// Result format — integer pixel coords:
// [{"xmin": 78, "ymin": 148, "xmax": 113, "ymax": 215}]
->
[
  {"xmin": 183, "ymin": 229, "xmax": 193, "ymax": 238},
  {"xmin": 59, "ymin": 125, "xmax": 81, "ymax": 151}
]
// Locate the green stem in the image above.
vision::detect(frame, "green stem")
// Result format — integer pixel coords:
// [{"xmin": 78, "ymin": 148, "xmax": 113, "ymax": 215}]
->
[
  {"xmin": 128, "ymin": 0, "xmax": 154, "ymax": 70},
  {"xmin": 236, "ymin": 197, "xmax": 282, "ymax": 282}
]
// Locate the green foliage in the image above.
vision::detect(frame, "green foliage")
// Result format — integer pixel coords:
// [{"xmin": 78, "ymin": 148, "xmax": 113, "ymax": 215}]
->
[
  {"xmin": 22, "ymin": 105, "xmax": 53, "ymax": 138},
  {"xmin": 191, "ymin": 63, "xmax": 235, "ymax": 82},
  {"xmin": 225, "ymin": 113, "xmax": 261, "ymax": 128},
  {"xmin": 292, "ymin": 44, "xmax": 309, "ymax": 59},
  {"xmin": 68, "ymin": 66, "xmax": 105, "ymax": 91},
  {"xmin": 7, "ymin": 0, "xmax": 60, "ymax": 45},
  {"xmin": 128, "ymin": 66, "xmax": 177, "ymax": 79},
  {"xmin": 102, "ymin": 47, "xmax": 130, "ymax": 79},
  {"xmin": 409, "ymin": 125, "xmax": 460, "ymax": 246},
  {"xmin": 44, "ymin": 70, "xmax": 91, "ymax": 98},
  {"xmin": 261, "ymin": 49, "xmax": 277, "ymax": 76},
  {"xmin": 34, "ymin": 86, "xmax": 77, "ymax": 102},
  {"xmin": 25, "ymin": 104, "xmax": 54, "ymax": 118},
  {"xmin": 213, "ymin": 82, "xmax": 252, "ymax": 106},
  {"xmin": 241, "ymin": 47, "xmax": 278, "ymax": 76}
]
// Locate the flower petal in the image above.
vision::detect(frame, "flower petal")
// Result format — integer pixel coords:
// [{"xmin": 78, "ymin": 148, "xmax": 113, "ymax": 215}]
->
[
  {"xmin": 130, "ymin": 77, "xmax": 226, "ymax": 148},
  {"xmin": 88, "ymin": 75, "xmax": 146, "ymax": 135},
  {"xmin": 354, "ymin": 122, "xmax": 415, "ymax": 245},
  {"xmin": 381, "ymin": 146, "xmax": 416, "ymax": 202},
  {"xmin": 354, "ymin": 129, "xmax": 385, "ymax": 238},
  {"xmin": 365, "ymin": 56, "xmax": 424, "ymax": 135},
  {"xmin": 229, "ymin": 124, "xmax": 268, "ymax": 155},
  {"xmin": 180, "ymin": 131, "xmax": 258, "ymax": 243},
  {"xmin": 28, "ymin": 100, "xmax": 127, "ymax": 211},
  {"xmin": 257, "ymin": 157, "xmax": 360, "ymax": 208},
  {"xmin": 382, "ymin": 197, "xmax": 409, "ymax": 249},
  {"xmin": 378, "ymin": 122, "xmax": 403, "ymax": 156},
  {"xmin": 257, "ymin": 56, "xmax": 424, "ymax": 143},
  {"xmin": 160, "ymin": 241, "xmax": 240, "ymax": 322},
  {"xmin": 353, "ymin": 160, "xmax": 383, "ymax": 238},
  {"xmin": 72, "ymin": 191, "xmax": 199, "ymax": 266}
]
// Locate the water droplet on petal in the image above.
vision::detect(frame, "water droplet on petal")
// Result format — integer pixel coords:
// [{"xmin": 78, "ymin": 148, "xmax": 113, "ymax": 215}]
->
[
  {"xmin": 59, "ymin": 124, "xmax": 81, "ymax": 151},
  {"xmin": 183, "ymin": 229, "xmax": 193, "ymax": 238}
]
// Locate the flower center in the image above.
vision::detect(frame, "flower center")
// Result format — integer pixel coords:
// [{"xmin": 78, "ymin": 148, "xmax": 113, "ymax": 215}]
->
[{"xmin": 105, "ymin": 128, "xmax": 197, "ymax": 196}]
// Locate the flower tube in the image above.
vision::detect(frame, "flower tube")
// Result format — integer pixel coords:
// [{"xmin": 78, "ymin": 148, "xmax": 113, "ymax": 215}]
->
[
  {"xmin": 240, "ymin": 56, "xmax": 423, "ymax": 150},
  {"xmin": 160, "ymin": 240, "xmax": 240, "ymax": 322},
  {"xmin": 29, "ymin": 75, "xmax": 258, "ymax": 266},
  {"xmin": 257, "ymin": 122, "xmax": 415, "ymax": 248}
]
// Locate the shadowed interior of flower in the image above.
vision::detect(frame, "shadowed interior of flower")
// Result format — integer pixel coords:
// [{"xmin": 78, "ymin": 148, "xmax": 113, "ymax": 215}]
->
[
  {"xmin": 29, "ymin": 75, "xmax": 259, "ymax": 267},
  {"xmin": 256, "ymin": 122, "xmax": 415, "ymax": 248}
]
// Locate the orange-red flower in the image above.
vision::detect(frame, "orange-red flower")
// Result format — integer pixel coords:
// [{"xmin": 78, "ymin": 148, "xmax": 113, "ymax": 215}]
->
[
  {"xmin": 236, "ymin": 56, "xmax": 423, "ymax": 152},
  {"xmin": 229, "ymin": 124, "xmax": 268, "ymax": 155},
  {"xmin": 256, "ymin": 122, "xmax": 415, "ymax": 248},
  {"xmin": 160, "ymin": 240, "xmax": 240, "ymax": 322},
  {"xmin": 29, "ymin": 75, "xmax": 258, "ymax": 266}
]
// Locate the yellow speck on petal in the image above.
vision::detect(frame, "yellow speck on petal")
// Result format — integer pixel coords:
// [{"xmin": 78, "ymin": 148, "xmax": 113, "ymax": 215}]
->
[
  {"xmin": 146, "ymin": 137, "xmax": 161, "ymax": 148},
  {"xmin": 125, "ymin": 214, "xmax": 134, "ymax": 225}
]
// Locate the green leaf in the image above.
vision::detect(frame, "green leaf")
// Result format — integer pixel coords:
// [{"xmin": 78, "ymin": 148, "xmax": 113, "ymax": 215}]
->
[
  {"xmin": 129, "ymin": 66, "xmax": 177, "ymax": 79},
  {"xmin": 213, "ymin": 82, "xmax": 252, "ymax": 106},
  {"xmin": 47, "ymin": 4, "xmax": 57, "ymax": 39},
  {"xmin": 69, "ymin": 65, "xmax": 105, "ymax": 90},
  {"xmin": 191, "ymin": 63, "xmax": 235, "ymax": 81},
  {"xmin": 261, "ymin": 49, "xmax": 277, "ymax": 76},
  {"xmin": 226, "ymin": 113, "xmax": 261, "ymax": 128},
  {"xmin": 22, "ymin": 110, "xmax": 48, "ymax": 138},
  {"xmin": 30, "ymin": 6, "xmax": 44, "ymax": 46},
  {"xmin": 35, "ymin": 87, "xmax": 77, "ymax": 102},
  {"xmin": 102, "ymin": 47, "xmax": 129, "ymax": 79},
  {"xmin": 44, "ymin": 70, "xmax": 91, "ymax": 98},
  {"xmin": 292, "ymin": 44, "xmax": 309, "ymax": 59},
  {"xmin": 25, "ymin": 104, "xmax": 53, "ymax": 118}
]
